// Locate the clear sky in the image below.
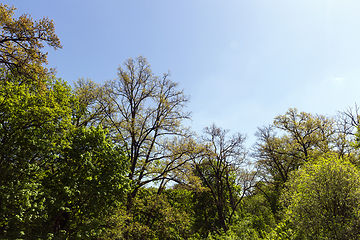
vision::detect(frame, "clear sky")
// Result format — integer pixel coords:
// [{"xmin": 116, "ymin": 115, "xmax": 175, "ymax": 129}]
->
[{"xmin": 6, "ymin": 0, "xmax": 360, "ymax": 147}]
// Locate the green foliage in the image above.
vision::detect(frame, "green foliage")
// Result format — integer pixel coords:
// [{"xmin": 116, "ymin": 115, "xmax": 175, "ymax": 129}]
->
[
  {"xmin": 263, "ymin": 220, "xmax": 299, "ymax": 240},
  {"xmin": 253, "ymin": 108, "xmax": 340, "ymax": 186},
  {"xmin": 4, "ymin": 6, "xmax": 360, "ymax": 239},
  {"xmin": 202, "ymin": 196, "xmax": 276, "ymax": 240},
  {"xmin": 282, "ymin": 155, "xmax": 360, "ymax": 239},
  {"xmin": 193, "ymin": 124, "xmax": 252, "ymax": 234},
  {"xmin": 0, "ymin": 6, "xmax": 131, "ymax": 238},
  {"xmin": 74, "ymin": 56, "xmax": 193, "ymax": 213},
  {"xmin": 252, "ymin": 108, "xmax": 356, "ymax": 219},
  {"xmin": 204, "ymin": 215, "xmax": 261, "ymax": 240},
  {"xmin": 242, "ymin": 194, "xmax": 276, "ymax": 238},
  {"xmin": 43, "ymin": 126, "xmax": 130, "ymax": 239},
  {"xmin": 0, "ymin": 71, "xmax": 74, "ymax": 238},
  {"xmin": 0, "ymin": 70, "xmax": 129, "ymax": 239},
  {"xmin": 192, "ymin": 189, "xmax": 219, "ymax": 236},
  {"xmin": 0, "ymin": 4, "xmax": 62, "ymax": 79},
  {"xmin": 102, "ymin": 188, "xmax": 194, "ymax": 240}
]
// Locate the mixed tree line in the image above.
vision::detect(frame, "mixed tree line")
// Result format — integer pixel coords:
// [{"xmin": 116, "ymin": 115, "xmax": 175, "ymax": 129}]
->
[{"xmin": 1, "ymin": 4, "xmax": 360, "ymax": 239}]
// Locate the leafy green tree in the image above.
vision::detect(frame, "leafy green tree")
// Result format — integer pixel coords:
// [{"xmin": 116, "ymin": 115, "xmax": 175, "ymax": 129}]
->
[
  {"xmin": 205, "ymin": 216, "xmax": 260, "ymax": 240},
  {"xmin": 282, "ymin": 155, "xmax": 360, "ymax": 239},
  {"xmin": 192, "ymin": 188, "xmax": 219, "ymax": 236},
  {"xmin": 242, "ymin": 193, "xmax": 276, "ymax": 238},
  {"xmin": 263, "ymin": 220, "xmax": 299, "ymax": 240},
  {"xmin": 43, "ymin": 126, "xmax": 129, "ymax": 239},
  {"xmin": 73, "ymin": 78, "xmax": 106, "ymax": 128},
  {"xmin": 252, "ymin": 108, "xmax": 353, "ymax": 216},
  {"xmin": 0, "ymin": 5, "xmax": 131, "ymax": 239},
  {"xmin": 0, "ymin": 70, "xmax": 130, "ymax": 239},
  {"xmin": 253, "ymin": 108, "xmax": 337, "ymax": 185},
  {"xmin": 0, "ymin": 4, "xmax": 62, "ymax": 80},
  {"xmin": 103, "ymin": 188, "xmax": 194, "ymax": 240},
  {"xmin": 0, "ymin": 70, "xmax": 74, "ymax": 238}
]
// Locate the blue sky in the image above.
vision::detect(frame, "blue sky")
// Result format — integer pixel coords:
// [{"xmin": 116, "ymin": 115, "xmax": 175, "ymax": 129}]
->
[{"xmin": 6, "ymin": 0, "xmax": 360, "ymax": 146}]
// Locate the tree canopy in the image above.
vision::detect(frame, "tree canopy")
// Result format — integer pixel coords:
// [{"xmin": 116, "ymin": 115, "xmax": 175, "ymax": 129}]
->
[
  {"xmin": 74, "ymin": 56, "xmax": 195, "ymax": 212},
  {"xmin": 0, "ymin": 4, "xmax": 62, "ymax": 80},
  {"xmin": 0, "ymin": 6, "xmax": 129, "ymax": 238},
  {"xmin": 3, "ymin": 4, "xmax": 360, "ymax": 240},
  {"xmin": 282, "ymin": 155, "xmax": 360, "ymax": 239}
]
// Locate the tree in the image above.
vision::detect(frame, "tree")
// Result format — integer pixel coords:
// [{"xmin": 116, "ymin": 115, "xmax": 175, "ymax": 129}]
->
[
  {"xmin": 193, "ymin": 124, "xmax": 255, "ymax": 234},
  {"xmin": 74, "ymin": 56, "xmax": 194, "ymax": 212},
  {"xmin": 335, "ymin": 104, "xmax": 360, "ymax": 164},
  {"xmin": 0, "ymin": 70, "xmax": 130, "ymax": 239},
  {"xmin": 336, "ymin": 104, "xmax": 360, "ymax": 136},
  {"xmin": 282, "ymin": 155, "xmax": 360, "ymax": 239},
  {"xmin": 73, "ymin": 78, "xmax": 107, "ymax": 128},
  {"xmin": 272, "ymin": 108, "xmax": 336, "ymax": 161},
  {"xmin": 253, "ymin": 125, "xmax": 300, "ymax": 185},
  {"xmin": 252, "ymin": 108, "xmax": 351, "ymax": 215},
  {"xmin": 0, "ymin": 4, "xmax": 62, "ymax": 80},
  {"xmin": 0, "ymin": 70, "xmax": 74, "ymax": 238},
  {"xmin": 0, "ymin": 5, "xmax": 131, "ymax": 239},
  {"xmin": 43, "ymin": 126, "xmax": 129, "ymax": 239},
  {"xmin": 103, "ymin": 188, "xmax": 194, "ymax": 240}
]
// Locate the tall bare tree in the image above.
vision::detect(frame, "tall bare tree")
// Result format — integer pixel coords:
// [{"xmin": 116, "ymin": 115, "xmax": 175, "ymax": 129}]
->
[
  {"xmin": 193, "ymin": 124, "xmax": 255, "ymax": 233},
  {"xmin": 75, "ymin": 56, "xmax": 194, "ymax": 211}
]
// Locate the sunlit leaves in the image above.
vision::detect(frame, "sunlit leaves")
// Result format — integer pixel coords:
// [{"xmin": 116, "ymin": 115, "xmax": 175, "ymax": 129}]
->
[
  {"xmin": 0, "ymin": 72, "xmax": 75, "ymax": 238},
  {"xmin": 42, "ymin": 126, "xmax": 130, "ymax": 238},
  {"xmin": 0, "ymin": 69, "xmax": 130, "ymax": 238},
  {"xmin": 253, "ymin": 108, "xmax": 353, "ymax": 186},
  {"xmin": 0, "ymin": 4, "xmax": 62, "ymax": 81},
  {"xmin": 282, "ymin": 156, "xmax": 360, "ymax": 239},
  {"xmin": 105, "ymin": 188, "xmax": 193, "ymax": 240}
]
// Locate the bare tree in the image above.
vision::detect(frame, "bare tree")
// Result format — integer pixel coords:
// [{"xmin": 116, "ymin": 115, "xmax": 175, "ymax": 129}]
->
[
  {"xmin": 193, "ymin": 124, "xmax": 256, "ymax": 233},
  {"xmin": 334, "ymin": 104, "xmax": 360, "ymax": 162},
  {"xmin": 336, "ymin": 104, "xmax": 360, "ymax": 136},
  {"xmin": 75, "ymin": 56, "xmax": 194, "ymax": 212}
]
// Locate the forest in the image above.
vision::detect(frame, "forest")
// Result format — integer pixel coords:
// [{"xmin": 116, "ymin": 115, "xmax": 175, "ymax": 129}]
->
[{"xmin": 2, "ymin": 4, "xmax": 360, "ymax": 240}]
